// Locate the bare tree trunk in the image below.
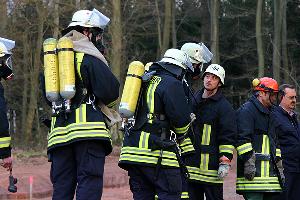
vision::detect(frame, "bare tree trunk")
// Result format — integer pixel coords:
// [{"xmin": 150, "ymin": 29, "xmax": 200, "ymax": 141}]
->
[
  {"xmin": 171, "ymin": 0, "xmax": 177, "ymax": 48},
  {"xmin": 272, "ymin": 0, "xmax": 283, "ymax": 82},
  {"xmin": 25, "ymin": 2, "xmax": 45, "ymax": 146},
  {"xmin": 110, "ymin": 0, "xmax": 123, "ymax": 143},
  {"xmin": 53, "ymin": 0, "xmax": 60, "ymax": 38},
  {"xmin": 282, "ymin": 0, "xmax": 289, "ymax": 83},
  {"xmin": 0, "ymin": 0, "xmax": 7, "ymax": 35},
  {"xmin": 256, "ymin": 0, "xmax": 265, "ymax": 77},
  {"xmin": 201, "ymin": 0, "xmax": 210, "ymax": 44},
  {"xmin": 161, "ymin": 0, "xmax": 172, "ymax": 55},
  {"xmin": 210, "ymin": 0, "xmax": 220, "ymax": 64},
  {"xmin": 155, "ymin": 0, "xmax": 162, "ymax": 57}
]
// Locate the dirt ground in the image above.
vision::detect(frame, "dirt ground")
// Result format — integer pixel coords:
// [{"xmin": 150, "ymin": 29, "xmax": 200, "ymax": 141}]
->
[{"xmin": 0, "ymin": 148, "xmax": 244, "ymax": 200}]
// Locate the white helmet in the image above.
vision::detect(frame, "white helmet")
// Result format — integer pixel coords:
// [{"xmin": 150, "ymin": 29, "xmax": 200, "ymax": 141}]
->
[
  {"xmin": 68, "ymin": 8, "xmax": 110, "ymax": 29},
  {"xmin": 0, "ymin": 37, "xmax": 15, "ymax": 57},
  {"xmin": 181, "ymin": 42, "xmax": 213, "ymax": 64},
  {"xmin": 160, "ymin": 48, "xmax": 193, "ymax": 72},
  {"xmin": 203, "ymin": 64, "xmax": 225, "ymax": 84}
]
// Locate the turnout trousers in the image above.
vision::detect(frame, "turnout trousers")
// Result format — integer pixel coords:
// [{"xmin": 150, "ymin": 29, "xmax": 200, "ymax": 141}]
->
[
  {"xmin": 188, "ymin": 181, "xmax": 223, "ymax": 200},
  {"xmin": 128, "ymin": 165, "xmax": 182, "ymax": 200},
  {"xmin": 50, "ymin": 140, "xmax": 106, "ymax": 200}
]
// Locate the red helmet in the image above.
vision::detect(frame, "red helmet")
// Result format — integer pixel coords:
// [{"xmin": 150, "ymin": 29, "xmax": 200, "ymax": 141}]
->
[{"xmin": 252, "ymin": 77, "xmax": 279, "ymax": 93}]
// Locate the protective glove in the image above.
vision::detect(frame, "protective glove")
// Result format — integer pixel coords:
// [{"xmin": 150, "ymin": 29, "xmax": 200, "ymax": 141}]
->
[
  {"xmin": 276, "ymin": 159, "xmax": 285, "ymax": 185},
  {"xmin": 244, "ymin": 151, "xmax": 256, "ymax": 180},
  {"xmin": 218, "ymin": 156, "xmax": 231, "ymax": 180}
]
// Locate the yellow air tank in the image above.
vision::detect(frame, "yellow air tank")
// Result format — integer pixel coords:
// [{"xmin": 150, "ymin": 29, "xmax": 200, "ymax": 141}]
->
[
  {"xmin": 43, "ymin": 38, "xmax": 60, "ymax": 102},
  {"xmin": 57, "ymin": 37, "xmax": 76, "ymax": 101},
  {"xmin": 119, "ymin": 61, "xmax": 145, "ymax": 118}
]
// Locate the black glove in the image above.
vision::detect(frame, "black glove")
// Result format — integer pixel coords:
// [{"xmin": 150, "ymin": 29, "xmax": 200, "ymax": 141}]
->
[{"xmin": 244, "ymin": 151, "xmax": 256, "ymax": 180}]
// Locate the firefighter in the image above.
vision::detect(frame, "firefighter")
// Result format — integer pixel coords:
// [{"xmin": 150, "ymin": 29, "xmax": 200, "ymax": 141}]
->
[
  {"xmin": 119, "ymin": 48, "xmax": 195, "ymax": 200},
  {"xmin": 184, "ymin": 64, "xmax": 236, "ymax": 200},
  {"xmin": 272, "ymin": 84, "xmax": 299, "ymax": 200},
  {"xmin": 42, "ymin": 9, "xmax": 120, "ymax": 200},
  {"xmin": 0, "ymin": 37, "xmax": 15, "ymax": 171},
  {"xmin": 236, "ymin": 77, "xmax": 282, "ymax": 200}
]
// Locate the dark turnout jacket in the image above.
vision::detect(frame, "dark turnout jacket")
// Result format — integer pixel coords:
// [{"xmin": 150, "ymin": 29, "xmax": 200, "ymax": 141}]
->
[
  {"xmin": 236, "ymin": 95, "xmax": 281, "ymax": 193},
  {"xmin": 185, "ymin": 89, "xmax": 236, "ymax": 185}
]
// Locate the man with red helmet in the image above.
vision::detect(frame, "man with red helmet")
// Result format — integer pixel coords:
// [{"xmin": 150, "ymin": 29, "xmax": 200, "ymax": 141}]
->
[{"xmin": 236, "ymin": 77, "xmax": 283, "ymax": 200}]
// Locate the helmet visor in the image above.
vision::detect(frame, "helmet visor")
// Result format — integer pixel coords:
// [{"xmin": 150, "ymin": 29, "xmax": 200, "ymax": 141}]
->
[{"xmin": 198, "ymin": 43, "xmax": 213, "ymax": 63}]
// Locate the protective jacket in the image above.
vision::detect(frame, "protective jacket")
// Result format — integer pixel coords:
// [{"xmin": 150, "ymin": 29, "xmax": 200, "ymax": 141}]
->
[
  {"xmin": 184, "ymin": 89, "xmax": 236, "ymax": 185},
  {"xmin": 236, "ymin": 95, "xmax": 282, "ymax": 193},
  {"xmin": 272, "ymin": 106, "xmax": 300, "ymax": 173},
  {"xmin": 44, "ymin": 52, "xmax": 120, "ymax": 155},
  {"xmin": 119, "ymin": 63, "xmax": 194, "ymax": 169},
  {"xmin": 0, "ymin": 82, "xmax": 11, "ymax": 158}
]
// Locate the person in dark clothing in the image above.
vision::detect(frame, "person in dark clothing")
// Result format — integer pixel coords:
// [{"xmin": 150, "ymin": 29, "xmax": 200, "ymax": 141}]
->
[
  {"xmin": 272, "ymin": 84, "xmax": 299, "ymax": 200},
  {"xmin": 184, "ymin": 64, "xmax": 236, "ymax": 200},
  {"xmin": 42, "ymin": 8, "xmax": 120, "ymax": 200},
  {"xmin": 236, "ymin": 77, "xmax": 282, "ymax": 200},
  {"xmin": 0, "ymin": 37, "xmax": 15, "ymax": 171},
  {"xmin": 119, "ymin": 48, "xmax": 195, "ymax": 200}
]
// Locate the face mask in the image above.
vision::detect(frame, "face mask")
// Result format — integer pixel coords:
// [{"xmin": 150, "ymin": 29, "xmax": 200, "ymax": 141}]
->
[{"xmin": 0, "ymin": 55, "xmax": 14, "ymax": 80}]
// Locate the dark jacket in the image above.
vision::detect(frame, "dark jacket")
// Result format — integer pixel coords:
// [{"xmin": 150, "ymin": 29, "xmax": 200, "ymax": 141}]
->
[
  {"xmin": 0, "ymin": 82, "xmax": 11, "ymax": 158},
  {"xmin": 119, "ymin": 63, "xmax": 193, "ymax": 170},
  {"xmin": 236, "ymin": 95, "xmax": 281, "ymax": 193},
  {"xmin": 272, "ymin": 106, "xmax": 300, "ymax": 172},
  {"xmin": 185, "ymin": 89, "xmax": 236, "ymax": 185},
  {"xmin": 44, "ymin": 52, "xmax": 120, "ymax": 155}
]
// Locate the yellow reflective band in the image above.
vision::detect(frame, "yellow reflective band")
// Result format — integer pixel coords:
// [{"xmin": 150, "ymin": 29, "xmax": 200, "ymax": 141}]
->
[
  {"xmin": 0, "ymin": 137, "xmax": 11, "ymax": 148},
  {"xmin": 237, "ymin": 142, "xmax": 253, "ymax": 155},
  {"xmin": 187, "ymin": 166, "xmax": 222, "ymax": 183},
  {"xmin": 200, "ymin": 153, "xmax": 209, "ymax": 170},
  {"xmin": 51, "ymin": 116, "xmax": 56, "ymax": 131},
  {"xmin": 181, "ymin": 192, "xmax": 189, "ymax": 199},
  {"xmin": 146, "ymin": 76, "xmax": 161, "ymax": 124},
  {"xmin": 261, "ymin": 135, "xmax": 270, "ymax": 177},
  {"xmin": 107, "ymin": 100, "xmax": 117, "ymax": 108},
  {"xmin": 76, "ymin": 104, "xmax": 87, "ymax": 123},
  {"xmin": 276, "ymin": 148, "xmax": 281, "ymax": 157},
  {"xmin": 219, "ymin": 145, "xmax": 235, "ymax": 154},
  {"xmin": 120, "ymin": 146, "xmax": 179, "ymax": 167},
  {"xmin": 236, "ymin": 183, "xmax": 282, "ymax": 191},
  {"xmin": 181, "ymin": 145, "xmax": 195, "ymax": 154},
  {"xmin": 201, "ymin": 124, "xmax": 211, "ymax": 145},
  {"xmin": 155, "ymin": 195, "xmax": 158, "ymax": 200},
  {"xmin": 237, "ymin": 176, "xmax": 280, "ymax": 183},
  {"xmin": 48, "ymin": 122, "xmax": 107, "ymax": 139},
  {"xmin": 139, "ymin": 131, "xmax": 150, "ymax": 149},
  {"xmin": 174, "ymin": 122, "xmax": 190, "ymax": 135},
  {"xmin": 76, "ymin": 52, "xmax": 84, "ymax": 80}
]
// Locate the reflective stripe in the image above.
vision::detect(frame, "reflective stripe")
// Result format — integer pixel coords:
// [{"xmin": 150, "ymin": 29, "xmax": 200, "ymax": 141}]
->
[
  {"xmin": 174, "ymin": 122, "xmax": 190, "ymax": 135},
  {"xmin": 261, "ymin": 135, "xmax": 270, "ymax": 177},
  {"xmin": 200, "ymin": 124, "xmax": 211, "ymax": 170},
  {"xmin": 236, "ymin": 177, "xmax": 281, "ymax": 191},
  {"xmin": 276, "ymin": 148, "xmax": 281, "ymax": 157},
  {"xmin": 51, "ymin": 116, "xmax": 56, "ymax": 131},
  {"xmin": 139, "ymin": 131, "xmax": 150, "ymax": 149},
  {"xmin": 219, "ymin": 145, "xmax": 235, "ymax": 154},
  {"xmin": 146, "ymin": 76, "xmax": 161, "ymax": 124},
  {"xmin": 76, "ymin": 52, "xmax": 84, "ymax": 80},
  {"xmin": 0, "ymin": 136, "xmax": 11, "ymax": 148},
  {"xmin": 181, "ymin": 192, "xmax": 189, "ymax": 199},
  {"xmin": 180, "ymin": 137, "xmax": 194, "ymax": 154},
  {"xmin": 76, "ymin": 104, "xmax": 87, "ymax": 123},
  {"xmin": 120, "ymin": 146, "xmax": 179, "ymax": 167},
  {"xmin": 107, "ymin": 100, "xmax": 117, "ymax": 108},
  {"xmin": 237, "ymin": 142, "xmax": 253, "ymax": 155},
  {"xmin": 202, "ymin": 124, "xmax": 211, "ymax": 145},
  {"xmin": 187, "ymin": 166, "xmax": 222, "ymax": 183}
]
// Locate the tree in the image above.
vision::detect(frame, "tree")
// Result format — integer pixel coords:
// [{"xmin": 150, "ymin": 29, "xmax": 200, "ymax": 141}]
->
[
  {"xmin": 256, "ymin": 0, "xmax": 265, "ymax": 77},
  {"xmin": 210, "ymin": 0, "xmax": 220, "ymax": 64}
]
